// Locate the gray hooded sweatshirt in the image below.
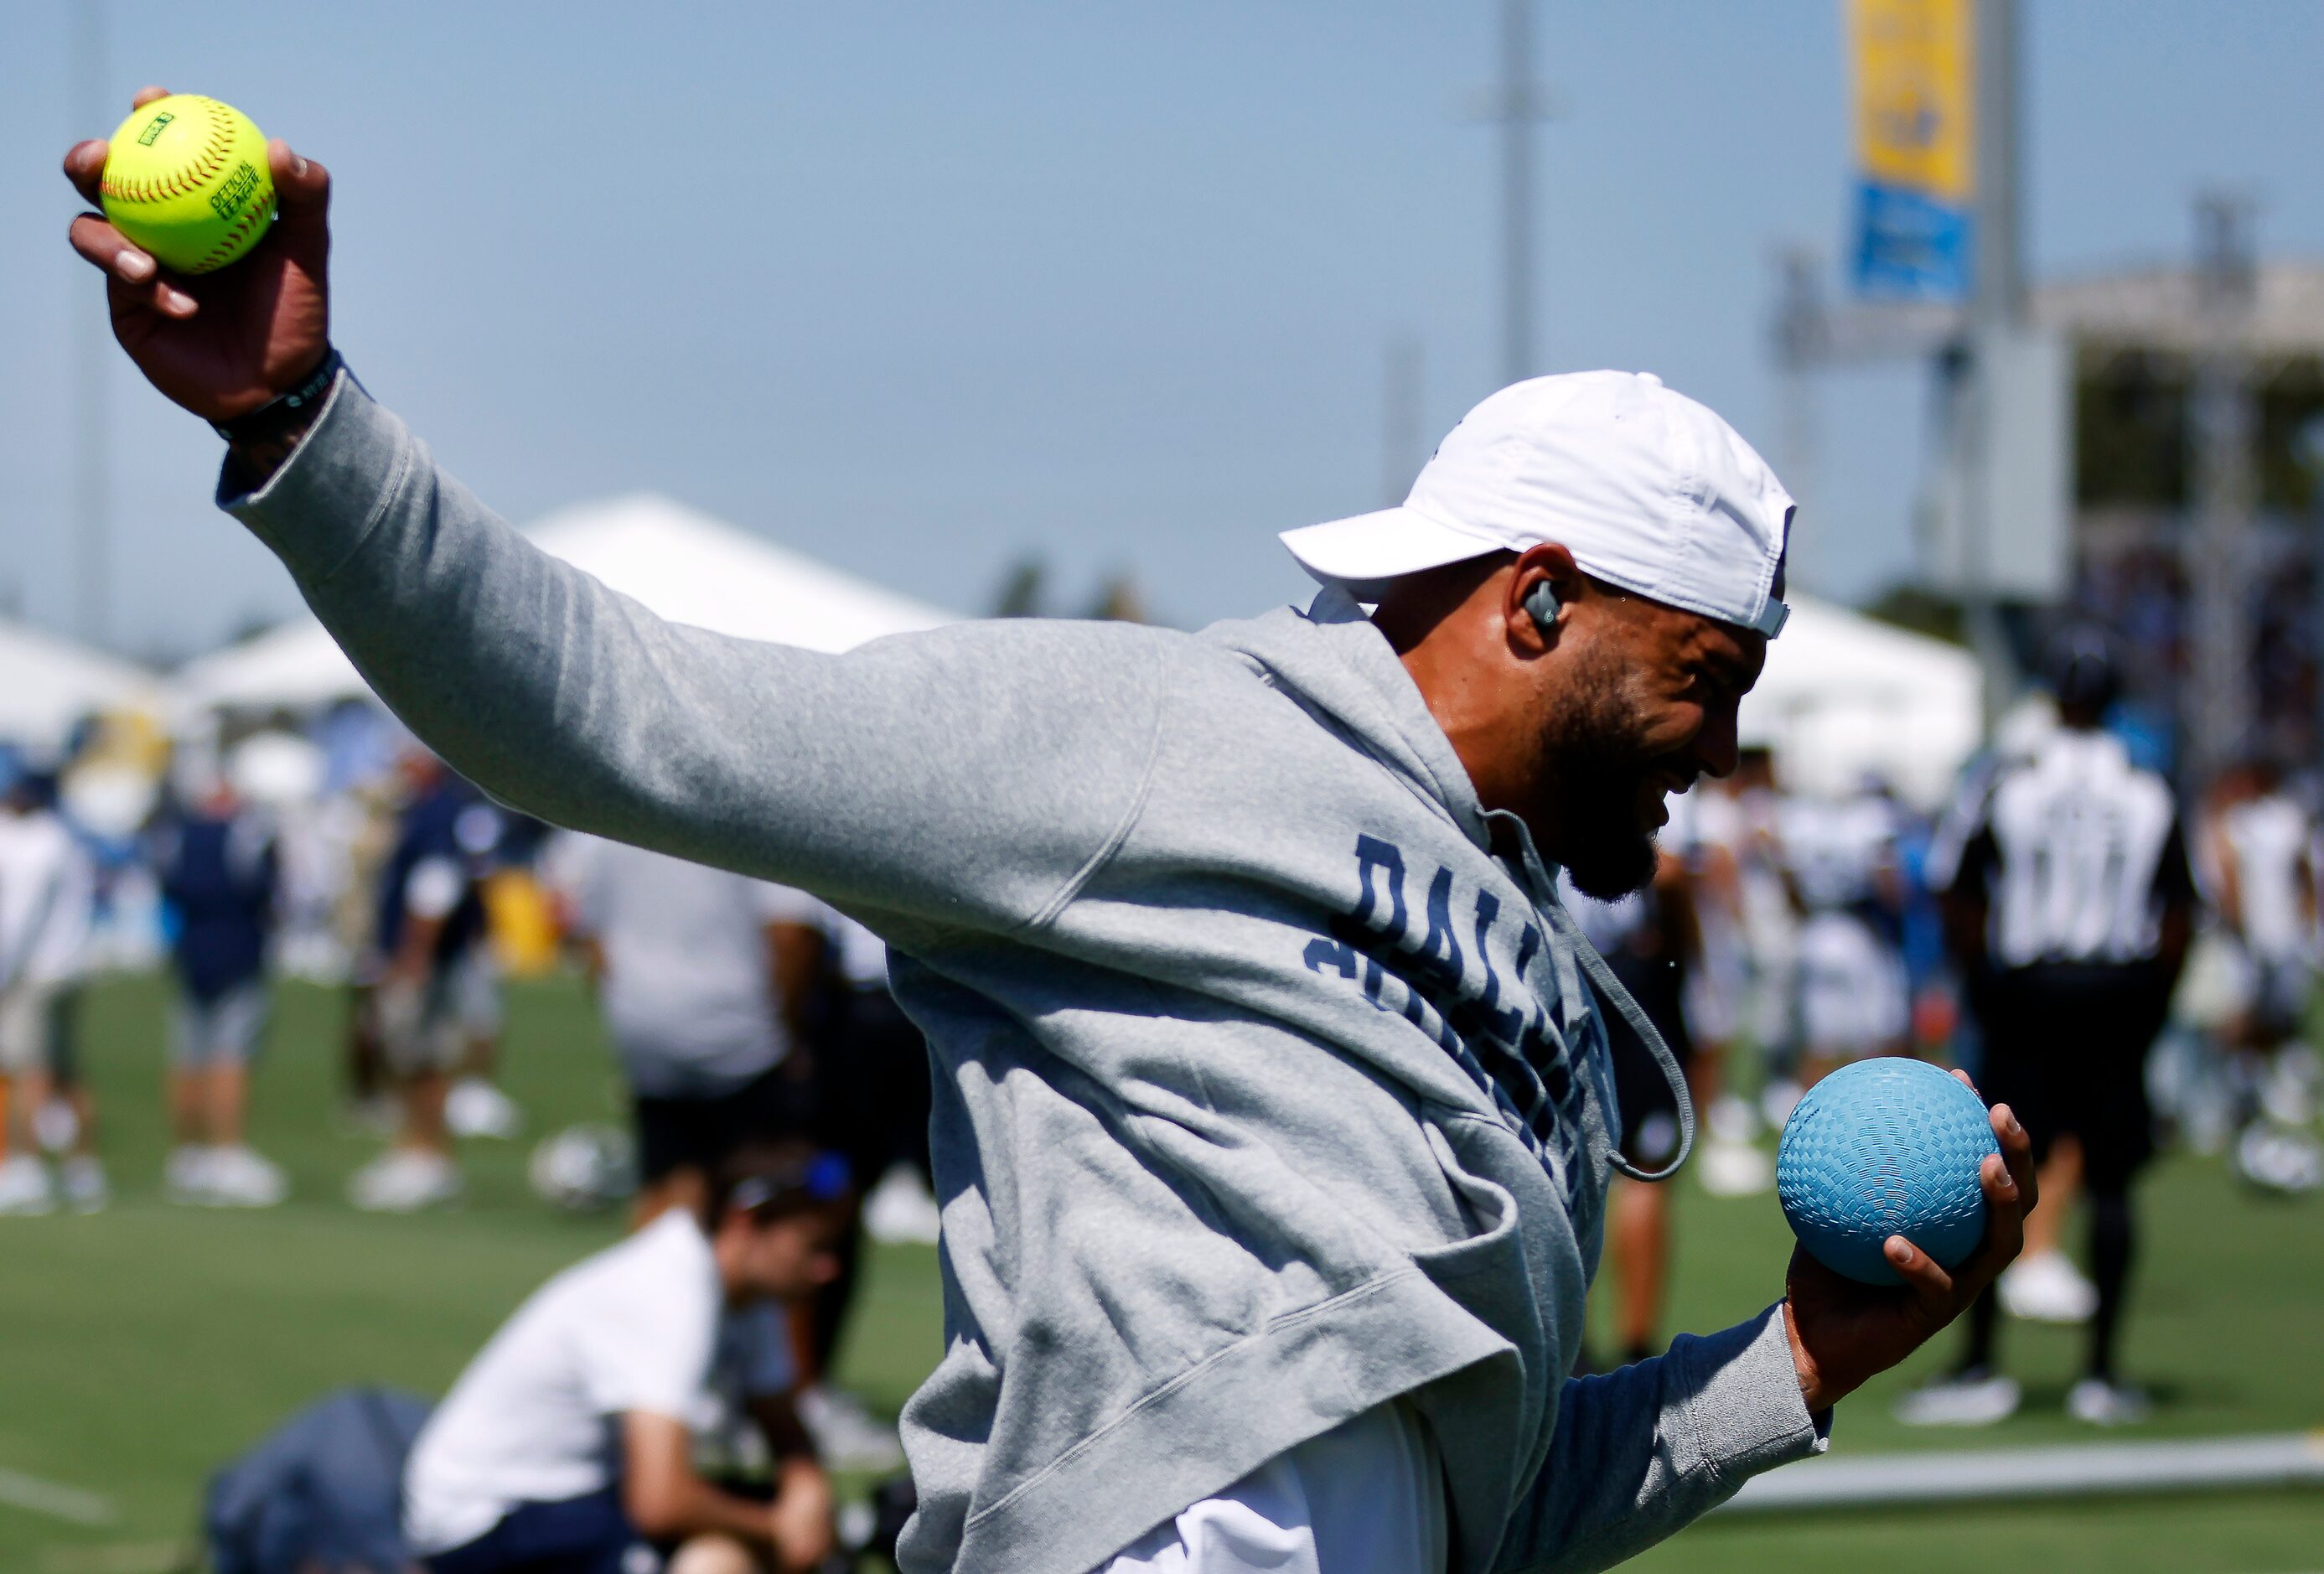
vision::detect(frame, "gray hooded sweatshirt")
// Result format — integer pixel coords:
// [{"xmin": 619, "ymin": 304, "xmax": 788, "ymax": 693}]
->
[{"xmin": 223, "ymin": 376, "xmax": 1825, "ymax": 1574}]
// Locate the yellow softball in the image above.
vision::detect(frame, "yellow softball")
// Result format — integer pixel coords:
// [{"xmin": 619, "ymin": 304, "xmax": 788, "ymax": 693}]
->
[{"xmin": 100, "ymin": 95, "xmax": 276, "ymax": 275}]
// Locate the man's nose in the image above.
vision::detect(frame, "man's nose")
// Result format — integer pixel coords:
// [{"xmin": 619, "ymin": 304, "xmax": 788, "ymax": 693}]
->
[{"xmin": 1695, "ymin": 701, "xmax": 1741, "ymax": 780}]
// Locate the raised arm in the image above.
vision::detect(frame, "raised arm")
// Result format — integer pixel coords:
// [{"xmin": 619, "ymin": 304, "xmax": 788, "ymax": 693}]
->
[{"xmin": 65, "ymin": 101, "xmax": 1162, "ymax": 929}]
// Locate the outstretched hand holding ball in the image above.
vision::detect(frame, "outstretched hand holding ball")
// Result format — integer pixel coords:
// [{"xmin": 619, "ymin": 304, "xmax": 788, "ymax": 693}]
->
[
  {"xmin": 1780, "ymin": 1058, "xmax": 2002, "ymax": 1285},
  {"xmin": 65, "ymin": 85, "xmax": 333, "ymax": 428},
  {"xmin": 1776, "ymin": 1061, "xmax": 2037, "ymax": 1413}
]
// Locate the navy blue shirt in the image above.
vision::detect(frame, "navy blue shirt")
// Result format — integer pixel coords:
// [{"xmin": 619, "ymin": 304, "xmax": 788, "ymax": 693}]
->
[
  {"xmin": 375, "ymin": 780, "xmax": 499, "ymax": 967},
  {"xmin": 157, "ymin": 810, "xmax": 277, "ymax": 1002}
]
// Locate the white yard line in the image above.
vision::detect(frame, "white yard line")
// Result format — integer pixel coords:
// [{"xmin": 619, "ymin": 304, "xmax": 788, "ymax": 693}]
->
[
  {"xmin": 1718, "ymin": 1430, "xmax": 2324, "ymax": 1514},
  {"xmin": 0, "ymin": 1467, "xmax": 117, "ymax": 1526}
]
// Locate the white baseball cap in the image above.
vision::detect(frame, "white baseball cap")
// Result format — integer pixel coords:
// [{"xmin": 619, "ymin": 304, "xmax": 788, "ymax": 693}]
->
[{"xmin": 1281, "ymin": 370, "xmax": 1794, "ymax": 637}]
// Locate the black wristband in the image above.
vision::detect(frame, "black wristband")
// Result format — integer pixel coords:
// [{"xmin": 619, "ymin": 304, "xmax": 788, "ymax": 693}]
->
[{"xmin": 212, "ymin": 348, "xmax": 344, "ymax": 444}]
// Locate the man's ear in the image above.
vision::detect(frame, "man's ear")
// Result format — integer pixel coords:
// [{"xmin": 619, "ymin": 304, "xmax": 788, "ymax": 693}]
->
[{"xmin": 1507, "ymin": 544, "xmax": 1585, "ymax": 655}]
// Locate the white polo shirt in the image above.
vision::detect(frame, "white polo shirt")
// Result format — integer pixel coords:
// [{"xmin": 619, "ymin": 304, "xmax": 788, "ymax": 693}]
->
[
  {"xmin": 403, "ymin": 1210, "xmax": 729, "ymax": 1555},
  {"xmin": 0, "ymin": 808, "xmax": 93, "ymax": 990}
]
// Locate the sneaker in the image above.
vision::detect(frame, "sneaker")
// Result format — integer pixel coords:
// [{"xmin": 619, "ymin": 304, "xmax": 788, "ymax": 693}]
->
[
  {"xmin": 446, "ymin": 1079, "xmax": 525, "ymax": 1140},
  {"xmin": 167, "ymin": 1145, "xmax": 217, "ymax": 1204},
  {"xmin": 796, "ymin": 1385, "xmax": 906, "ymax": 1473},
  {"xmin": 862, "ymin": 1163, "xmax": 943, "ymax": 1245},
  {"xmin": 0, "ymin": 1154, "xmax": 55, "ymax": 1216},
  {"xmin": 2233, "ymin": 1126, "xmax": 2322, "ymax": 1195},
  {"xmin": 349, "ymin": 1150, "xmax": 463, "ymax": 1213},
  {"xmin": 1999, "ymin": 1250, "xmax": 2097, "ymax": 1324},
  {"xmin": 58, "ymin": 1155, "xmax": 108, "ymax": 1214},
  {"xmin": 1893, "ymin": 1369, "xmax": 2021, "ymax": 1427},
  {"xmin": 205, "ymin": 1147, "xmax": 289, "ymax": 1208},
  {"xmin": 2066, "ymin": 1376, "xmax": 2152, "ymax": 1426},
  {"xmin": 1698, "ymin": 1136, "xmax": 1773, "ymax": 1198}
]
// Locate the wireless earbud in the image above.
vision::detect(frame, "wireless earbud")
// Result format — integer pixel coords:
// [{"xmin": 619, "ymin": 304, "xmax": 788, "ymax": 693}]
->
[{"xmin": 1522, "ymin": 580, "xmax": 1562, "ymax": 638}]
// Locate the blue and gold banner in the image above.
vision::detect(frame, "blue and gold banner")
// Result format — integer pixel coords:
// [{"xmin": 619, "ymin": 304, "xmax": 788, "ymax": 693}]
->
[{"xmin": 1850, "ymin": 0, "xmax": 1973, "ymax": 298}]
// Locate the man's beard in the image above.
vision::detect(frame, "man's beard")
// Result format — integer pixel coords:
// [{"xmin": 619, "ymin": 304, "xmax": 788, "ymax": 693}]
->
[{"xmin": 1537, "ymin": 654, "xmax": 1664, "ymax": 900}]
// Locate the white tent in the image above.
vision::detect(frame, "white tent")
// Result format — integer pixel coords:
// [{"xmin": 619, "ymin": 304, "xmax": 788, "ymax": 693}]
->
[
  {"xmin": 172, "ymin": 493, "xmax": 957, "ymax": 715},
  {"xmin": 1738, "ymin": 595, "xmax": 1982, "ymax": 809},
  {"xmin": 0, "ymin": 617, "xmax": 159, "ymax": 751}
]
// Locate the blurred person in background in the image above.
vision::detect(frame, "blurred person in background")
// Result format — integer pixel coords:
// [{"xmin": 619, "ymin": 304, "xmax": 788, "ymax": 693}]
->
[
  {"xmin": 788, "ymin": 909, "xmax": 932, "ymax": 1473},
  {"xmin": 820, "ymin": 912, "xmax": 939, "ymax": 1243},
  {"xmin": 1779, "ymin": 774, "xmax": 1912, "ymax": 1090},
  {"xmin": 1926, "ymin": 705, "xmax": 2099, "ymax": 1326},
  {"xmin": 1559, "ymin": 828, "xmax": 1703, "ymax": 1368},
  {"xmin": 0, "ymin": 761, "xmax": 101, "ymax": 1214},
  {"xmin": 152, "ymin": 756, "xmax": 291, "ymax": 1208},
  {"xmin": 1669, "ymin": 769, "xmax": 1773, "ymax": 1198},
  {"xmin": 1721, "ymin": 748, "xmax": 1805, "ymax": 1130},
  {"xmin": 349, "ymin": 752, "xmax": 508, "ymax": 1212},
  {"xmin": 545, "ymin": 831, "xmax": 825, "ymax": 1225},
  {"xmin": 402, "ymin": 1145, "xmax": 841, "ymax": 1574},
  {"xmin": 1900, "ymin": 631, "xmax": 2196, "ymax": 1427},
  {"xmin": 2199, "ymin": 757, "xmax": 2321, "ymax": 1193}
]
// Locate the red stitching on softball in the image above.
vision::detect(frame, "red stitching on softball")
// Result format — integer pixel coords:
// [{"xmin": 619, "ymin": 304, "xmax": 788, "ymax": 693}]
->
[
  {"xmin": 194, "ymin": 205, "xmax": 267, "ymax": 269},
  {"xmin": 106, "ymin": 96, "xmax": 240, "ymax": 208}
]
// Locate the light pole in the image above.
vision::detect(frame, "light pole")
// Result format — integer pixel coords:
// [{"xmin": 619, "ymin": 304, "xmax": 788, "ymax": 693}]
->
[
  {"xmin": 1493, "ymin": 0, "xmax": 1552, "ymax": 386},
  {"xmin": 70, "ymin": 0, "xmax": 111, "ymax": 650}
]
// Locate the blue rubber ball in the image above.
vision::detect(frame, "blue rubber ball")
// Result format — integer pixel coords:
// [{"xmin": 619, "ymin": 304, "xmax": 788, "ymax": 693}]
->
[{"xmin": 1777, "ymin": 1058, "xmax": 2000, "ymax": 1286}]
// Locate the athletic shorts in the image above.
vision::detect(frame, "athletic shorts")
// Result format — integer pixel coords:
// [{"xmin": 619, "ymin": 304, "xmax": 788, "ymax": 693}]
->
[
  {"xmin": 1602, "ymin": 949, "xmax": 1696, "ymax": 1171},
  {"xmin": 377, "ymin": 954, "xmax": 502, "ymax": 1076},
  {"xmin": 1971, "ymin": 962, "xmax": 2172, "ymax": 1190},
  {"xmin": 423, "ymin": 1487, "xmax": 653, "ymax": 1574},
  {"xmin": 0, "ymin": 984, "xmax": 55, "ymax": 1075},
  {"xmin": 634, "ymin": 1064, "xmax": 813, "ymax": 1185},
  {"xmin": 174, "ymin": 981, "xmax": 271, "ymax": 1068},
  {"xmin": 1796, "ymin": 912, "xmax": 1908, "ymax": 1059}
]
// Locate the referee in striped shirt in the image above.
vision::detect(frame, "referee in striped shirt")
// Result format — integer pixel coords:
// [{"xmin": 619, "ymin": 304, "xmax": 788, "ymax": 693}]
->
[{"xmin": 1902, "ymin": 630, "xmax": 2197, "ymax": 1428}]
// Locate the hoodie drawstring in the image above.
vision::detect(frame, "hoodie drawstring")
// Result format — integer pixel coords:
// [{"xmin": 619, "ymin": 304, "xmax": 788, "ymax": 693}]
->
[{"xmin": 1542, "ymin": 902, "xmax": 1697, "ymax": 1184}]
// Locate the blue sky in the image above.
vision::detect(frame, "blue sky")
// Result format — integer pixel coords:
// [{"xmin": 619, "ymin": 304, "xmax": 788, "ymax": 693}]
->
[{"xmin": 5, "ymin": 1, "xmax": 2321, "ymax": 658}]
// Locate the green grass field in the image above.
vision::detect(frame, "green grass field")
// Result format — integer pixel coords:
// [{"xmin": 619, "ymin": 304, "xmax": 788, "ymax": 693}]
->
[{"xmin": 2, "ymin": 973, "xmax": 2318, "ymax": 1572}]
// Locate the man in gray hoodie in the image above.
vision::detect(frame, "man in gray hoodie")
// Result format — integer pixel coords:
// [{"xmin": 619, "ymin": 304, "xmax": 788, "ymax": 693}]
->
[{"xmin": 68, "ymin": 110, "xmax": 2036, "ymax": 1574}]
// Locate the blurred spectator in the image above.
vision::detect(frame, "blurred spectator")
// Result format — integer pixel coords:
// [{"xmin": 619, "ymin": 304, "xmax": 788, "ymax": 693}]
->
[
  {"xmin": 792, "ymin": 909, "xmax": 930, "ymax": 1473},
  {"xmin": 348, "ymin": 753, "xmax": 512, "ymax": 1213},
  {"xmin": 543, "ymin": 831, "xmax": 825, "ymax": 1224},
  {"xmin": 1902, "ymin": 632, "xmax": 2197, "ymax": 1428},
  {"xmin": 1669, "ymin": 774, "xmax": 1774, "ymax": 1199},
  {"xmin": 2199, "ymin": 758, "xmax": 2322, "ymax": 1193},
  {"xmin": 1560, "ymin": 837, "xmax": 1701, "ymax": 1367},
  {"xmin": 402, "ymin": 1145, "xmax": 842, "ymax": 1574},
  {"xmin": 1779, "ymin": 776, "xmax": 1912, "ymax": 1088},
  {"xmin": 0, "ymin": 761, "xmax": 101, "ymax": 1214},
  {"xmin": 826, "ymin": 911, "xmax": 942, "ymax": 1244},
  {"xmin": 0, "ymin": 762, "xmax": 101, "ymax": 1218},
  {"xmin": 152, "ymin": 759, "xmax": 290, "ymax": 1208}
]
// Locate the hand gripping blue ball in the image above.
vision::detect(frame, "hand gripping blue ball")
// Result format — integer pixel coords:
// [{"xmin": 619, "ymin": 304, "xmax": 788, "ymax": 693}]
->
[{"xmin": 1777, "ymin": 1058, "xmax": 2001, "ymax": 1286}]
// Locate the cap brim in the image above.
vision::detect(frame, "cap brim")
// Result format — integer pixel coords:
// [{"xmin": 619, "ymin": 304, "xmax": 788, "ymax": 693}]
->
[{"xmin": 1278, "ymin": 507, "xmax": 1505, "ymax": 603}]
